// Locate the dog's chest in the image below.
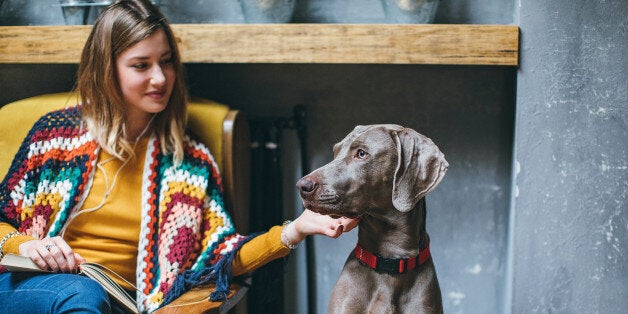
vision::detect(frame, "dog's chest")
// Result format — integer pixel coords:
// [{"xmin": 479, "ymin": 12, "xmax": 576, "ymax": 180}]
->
[{"xmin": 331, "ymin": 258, "xmax": 426, "ymax": 312}]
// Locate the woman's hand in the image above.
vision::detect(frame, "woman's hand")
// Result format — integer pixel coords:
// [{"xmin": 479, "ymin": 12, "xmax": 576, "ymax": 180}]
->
[
  {"xmin": 18, "ymin": 236, "xmax": 85, "ymax": 273},
  {"xmin": 283, "ymin": 209, "xmax": 361, "ymax": 246}
]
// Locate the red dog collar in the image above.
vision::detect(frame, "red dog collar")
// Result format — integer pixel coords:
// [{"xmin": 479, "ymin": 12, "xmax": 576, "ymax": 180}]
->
[{"xmin": 354, "ymin": 243, "xmax": 431, "ymax": 274}]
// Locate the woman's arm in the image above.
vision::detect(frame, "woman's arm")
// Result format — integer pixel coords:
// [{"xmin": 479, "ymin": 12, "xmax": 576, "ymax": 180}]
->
[
  {"xmin": 0, "ymin": 222, "xmax": 34, "ymax": 258},
  {"xmin": 231, "ymin": 210, "xmax": 359, "ymax": 276}
]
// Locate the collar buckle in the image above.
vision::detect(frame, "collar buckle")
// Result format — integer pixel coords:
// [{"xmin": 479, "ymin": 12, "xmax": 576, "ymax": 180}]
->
[{"xmin": 375, "ymin": 256, "xmax": 403, "ymax": 273}]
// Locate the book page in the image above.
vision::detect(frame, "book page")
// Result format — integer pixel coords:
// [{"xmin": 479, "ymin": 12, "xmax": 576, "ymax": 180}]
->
[
  {"xmin": 0, "ymin": 254, "xmax": 48, "ymax": 273},
  {"xmin": 80, "ymin": 264, "xmax": 138, "ymax": 313}
]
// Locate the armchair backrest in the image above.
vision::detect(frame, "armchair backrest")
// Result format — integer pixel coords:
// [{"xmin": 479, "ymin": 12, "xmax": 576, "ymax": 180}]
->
[{"xmin": 0, "ymin": 93, "xmax": 250, "ymax": 233}]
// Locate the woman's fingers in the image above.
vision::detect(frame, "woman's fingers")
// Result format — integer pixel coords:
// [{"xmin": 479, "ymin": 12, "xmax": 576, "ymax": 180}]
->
[
  {"xmin": 36, "ymin": 239, "xmax": 61, "ymax": 271},
  {"xmin": 19, "ymin": 237, "xmax": 79, "ymax": 273},
  {"xmin": 338, "ymin": 216, "xmax": 361, "ymax": 232},
  {"xmin": 329, "ymin": 224, "xmax": 344, "ymax": 238},
  {"xmin": 24, "ymin": 241, "xmax": 49, "ymax": 271},
  {"xmin": 73, "ymin": 252, "xmax": 86, "ymax": 265},
  {"xmin": 19, "ymin": 239, "xmax": 54, "ymax": 271},
  {"xmin": 49, "ymin": 236, "xmax": 78, "ymax": 272}
]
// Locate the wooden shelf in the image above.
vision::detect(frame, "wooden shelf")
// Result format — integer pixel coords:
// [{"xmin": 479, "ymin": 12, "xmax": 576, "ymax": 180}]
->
[{"xmin": 0, "ymin": 24, "xmax": 518, "ymax": 66}]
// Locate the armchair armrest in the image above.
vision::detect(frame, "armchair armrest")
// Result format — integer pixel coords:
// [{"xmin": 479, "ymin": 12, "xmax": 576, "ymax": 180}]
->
[{"xmin": 221, "ymin": 110, "xmax": 251, "ymax": 234}]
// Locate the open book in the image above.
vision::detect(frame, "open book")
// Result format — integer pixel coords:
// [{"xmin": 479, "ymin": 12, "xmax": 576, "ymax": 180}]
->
[{"xmin": 0, "ymin": 254, "xmax": 138, "ymax": 313}]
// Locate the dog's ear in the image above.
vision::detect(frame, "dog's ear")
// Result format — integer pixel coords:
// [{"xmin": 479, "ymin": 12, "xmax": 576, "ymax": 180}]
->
[{"xmin": 392, "ymin": 129, "xmax": 448, "ymax": 212}]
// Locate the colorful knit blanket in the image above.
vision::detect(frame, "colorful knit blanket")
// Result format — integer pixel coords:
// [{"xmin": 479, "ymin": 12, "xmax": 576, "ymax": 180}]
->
[{"xmin": 0, "ymin": 106, "xmax": 252, "ymax": 312}]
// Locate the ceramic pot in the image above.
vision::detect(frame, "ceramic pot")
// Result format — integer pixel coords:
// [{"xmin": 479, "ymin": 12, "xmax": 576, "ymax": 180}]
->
[
  {"xmin": 60, "ymin": 0, "xmax": 92, "ymax": 25},
  {"xmin": 239, "ymin": 0, "xmax": 296, "ymax": 23},
  {"xmin": 380, "ymin": 0, "xmax": 440, "ymax": 24}
]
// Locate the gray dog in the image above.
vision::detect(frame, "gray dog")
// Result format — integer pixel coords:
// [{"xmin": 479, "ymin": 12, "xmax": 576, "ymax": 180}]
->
[{"xmin": 297, "ymin": 124, "xmax": 448, "ymax": 313}]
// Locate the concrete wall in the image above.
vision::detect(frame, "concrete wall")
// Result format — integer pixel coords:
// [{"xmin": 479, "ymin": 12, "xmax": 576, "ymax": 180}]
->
[{"xmin": 510, "ymin": 1, "xmax": 627, "ymax": 313}]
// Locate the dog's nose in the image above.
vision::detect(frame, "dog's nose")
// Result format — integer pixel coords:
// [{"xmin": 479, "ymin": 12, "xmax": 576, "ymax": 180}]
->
[{"xmin": 297, "ymin": 177, "xmax": 318, "ymax": 194}]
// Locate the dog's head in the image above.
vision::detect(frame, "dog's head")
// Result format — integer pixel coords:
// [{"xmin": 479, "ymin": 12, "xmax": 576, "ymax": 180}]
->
[{"xmin": 297, "ymin": 124, "xmax": 448, "ymax": 217}]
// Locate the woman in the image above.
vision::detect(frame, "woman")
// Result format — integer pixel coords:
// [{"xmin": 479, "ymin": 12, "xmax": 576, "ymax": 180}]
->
[{"xmin": 0, "ymin": 1, "xmax": 358, "ymax": 313}]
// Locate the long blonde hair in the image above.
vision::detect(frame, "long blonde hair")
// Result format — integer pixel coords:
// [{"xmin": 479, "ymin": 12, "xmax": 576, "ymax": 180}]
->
[{"xmin": 76, "ymin": 0, "xmax": 187, "ymax": 165}]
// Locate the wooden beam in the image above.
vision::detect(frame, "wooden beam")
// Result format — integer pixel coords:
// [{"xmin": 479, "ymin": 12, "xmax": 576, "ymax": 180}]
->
[{"xmin": 0, "ymin": 24, "xmax": 519, "ymax": 66}]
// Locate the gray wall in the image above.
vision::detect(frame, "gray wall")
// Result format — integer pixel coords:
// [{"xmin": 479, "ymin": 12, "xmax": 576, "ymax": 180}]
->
[
  {"xmin": 1, "ymin": 0, "xmax": 626, "ymax": 314},
  {"xmin": 510, "ymin": 1, "xmax": 627, "ymax": 313}
]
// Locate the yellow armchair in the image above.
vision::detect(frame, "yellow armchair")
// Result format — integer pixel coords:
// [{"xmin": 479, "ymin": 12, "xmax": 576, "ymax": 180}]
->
[{"xmin": 0, "ymin": 92, "xmax": 251, "ymax": 313}]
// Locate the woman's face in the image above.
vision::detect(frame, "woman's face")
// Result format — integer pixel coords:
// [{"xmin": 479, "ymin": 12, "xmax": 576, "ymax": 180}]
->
[{"xmin": 116, "ymin": 29, "xmax": 175, "ymax": 126}]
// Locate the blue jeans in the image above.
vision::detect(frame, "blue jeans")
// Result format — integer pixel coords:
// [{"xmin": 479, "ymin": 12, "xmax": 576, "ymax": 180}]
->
[{"xmin": 0, "ymin": 271, "xmax": 113, "ymax": 313}]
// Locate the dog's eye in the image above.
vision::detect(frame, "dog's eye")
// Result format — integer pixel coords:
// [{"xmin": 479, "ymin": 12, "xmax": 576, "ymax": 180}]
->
[{"xmin": 356, "ymin": 149, "xmax": 368, "ymax": 159}]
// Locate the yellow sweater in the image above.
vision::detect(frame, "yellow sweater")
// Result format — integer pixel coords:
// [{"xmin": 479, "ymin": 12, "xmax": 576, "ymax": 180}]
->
[{"xmin": 1, "ymin": 139, "xmax": 290, "ymax": 290}]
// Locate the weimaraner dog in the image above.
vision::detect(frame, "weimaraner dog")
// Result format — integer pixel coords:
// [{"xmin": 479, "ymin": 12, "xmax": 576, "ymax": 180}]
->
[{"xmin": 297, "ymin": 124, "xmax": 448, "ymax": 313}]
